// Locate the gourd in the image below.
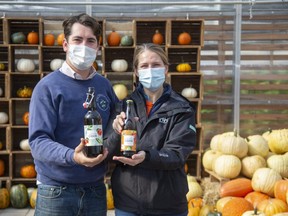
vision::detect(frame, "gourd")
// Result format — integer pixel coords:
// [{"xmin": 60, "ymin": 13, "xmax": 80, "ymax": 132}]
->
[
  {"xmin": 202, "ymin": 149, "xmax": 222, "ymax": 171},
  {"xmin": 27, "ymin": 31, "xmax": 39, "ymax": 44},
  {"xmin": 11, "ymin": 32, "xmax": 26, "ymax": 44},
  {"xmin": 186, "ymin": 181, "xmax": 203, "ymax": 201},
  {"xmin": 176, "ymin": 63, "xmax": 192, "ymax": 72},
  {"xmin": 241, "ymin": 155, "xmax": 267, "ymax": 178},
  {"xmin": 267, "ymin": 154, "xmax": 288, "ymax": 178},
  {"xmin": 246, "ymin": 135, "xmax": 269, "ymax": 157},
  {"xmin": 106, "ymin": 184, "xmax": 114, "ymax": 210},
  {"xmin": 258, "ymin": 198, "xmax": 288, "ymax": 216},
  {"xmin": 220, "ymin": 178, "xmax": 253, "ymax": 198},
  {"xmin": 107, "ymin": 30, "xmax": 121, "ymax": 46},
  {"xmin": 181, "ymin": 85, "xmax": 198, "ymax": 98},
  {"xmin": 120, "ymin": 35, "xmax": 133, "ymax": 46},
  {"xmin": 22, "ymin": 111, "xmax": 29, "ymax": 125},
  {"xmin": 44, "ymin": 33, "xmax": 55, "ymax": 46},
  {"xmin": 213, "ymin": 154, "xmax": 242, "ymax": 179},
  {"xmin": 152, "ymin": 29, "xmax": 164, "ymax": 45},
  {"xmin": 274, "ymin": 179, "xmax": 288, "ymax": 203},
  {"xmin": 266, "ymin": 129, "xmax": 288, "ymax": 154},
  {"xmin": 10, "ymin": 184, "xmax": 28, "ymax": 208},
  {"xmin": 0, "ymin": 159, "xmax": 4, "ymax": 176},
  {"xmin": 222, "ymin": 197, "xmax": 253, "ymax": 216},
  {"xmin": 57, "ymin": 33, "xmax": 65, "ymax": 46},
  {"xmin": 30, "ymin": 188, "xmax": 37, "ymax": 208},
  {"xmin": 111, "ymin": 59, "xmax": 128, "ymax": 72},
  {"xmin": 0, "ymin": 112, "xmax": 8, "ymax": 124},
  {"xmin": 245, "ymin": 191, "xmax": 270, "ymax": 209},
  {"xmin": 50, "ymin": 58, "xmax": 65, "ymax": 71},
  {"xmin": 17, "ymin": 58, "xmax": 35, "ymax": 73},
  {"xmin": 0, "ymin": 188, "xmax": 10, "ymax": 209},
  {"xmin": 20, "ymin": 164, "xmax": 37, "ymax": 178},
  {"xmin": 178, "ymin": 32, "xmax": 192, "ymax": 45},
  {"xmin": 17, "ymin": 86, "xmax": 33, "ymax": 98},
  {"xmin": 252, "ymin": 168, "xmax": 282, "ymax": 197},
  {"xmin": 188, "ymin": 201, "xmax": 201, "ymax": 216},
  {"xmin": 216, "ymin": 196, "xmax": 236, "ymax": 213},
  {"xmin": 0, "ymin": 63, "xmax": 5, "ymax": 71},
  {"xmin": 113, "ymin": 84, "xmax": 128, "ymax": 100},
  {"xmin": 20, "ymin": 139, "xmax": 30, "ymax": 151}
]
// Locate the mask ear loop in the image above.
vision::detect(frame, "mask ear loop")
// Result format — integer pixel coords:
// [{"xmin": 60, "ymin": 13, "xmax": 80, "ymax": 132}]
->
[{"xmin": 83, "ymin": 92, "xmax": 94, "ymax": 108}]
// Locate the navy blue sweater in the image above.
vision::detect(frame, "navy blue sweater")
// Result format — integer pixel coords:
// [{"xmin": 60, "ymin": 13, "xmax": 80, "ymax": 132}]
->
[{"xmin": 29, "ymin": 70, "xmax": 118, "ymax": 185}]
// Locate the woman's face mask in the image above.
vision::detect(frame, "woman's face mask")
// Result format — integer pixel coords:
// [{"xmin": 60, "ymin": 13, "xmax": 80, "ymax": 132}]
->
[
  {"xmin": 138, "ymin": 67, "xmax": 166, "ymax": 91},
  {"xmin": 68, "ymin": 44, "xmax": 96, "ymax": 70}
]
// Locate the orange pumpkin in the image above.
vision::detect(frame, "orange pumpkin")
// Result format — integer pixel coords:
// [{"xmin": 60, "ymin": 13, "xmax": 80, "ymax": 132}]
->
[
  {"xmin": 152, "ymin": 29, "xmax": 164, "ymax": 45},
  {"xmin": 44, "ymin": 33, "xmax": 55, "ymax": 46},
  {"xmin": 188, "ymin": 197, "xmax": 203, "ymax": 208},
  {"xmin": 20, "ymin": 164, "xmax": 37, "ymax": 178},
  {"xmin": 22, "ymin": 112, "xmax": 29, "ymax": 125},
  {"xmin": 0, "ymin": 159, "xmax": 4, "ymax": 176},
  {"xmin": 274, "ymin": 179, "xmax": 288, "ymax": 203},
  {"xmin": 222, "ymin": 197, "xmax": 254, "ymax": 216},
  {"xmin": 258, "ymin": 198, "xmax": 288, "ymax": 216},
  {"xmin": 245, "ymin": 191, "xmax": 270, "ymax": 208},
  {"xmin": 0, "ymin": 188, "xmax": 10, "ymax": 209},
  {"xmin": 107, "ymin": 30, "xmax": 121, "ymax": 46},
  {"xmin": 57, "ymin": 33, "xmax": 65, "ymax": 46},
  {"xmin": 27, "ymin": 31, "xmax": 39, "ymax": 44},
  {"xmin": 178, "ymin": 32, "xmax": 192, "ymax": 45},
  {"xmin": 220, "ymin": 178, "xmax": 253, "ymax": 198}
]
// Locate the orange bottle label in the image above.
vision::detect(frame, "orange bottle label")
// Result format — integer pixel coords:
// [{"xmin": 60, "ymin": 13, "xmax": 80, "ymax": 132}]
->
[{"xmin": 121, "ymin": 130, "xmax": 137, "ymax": 151}]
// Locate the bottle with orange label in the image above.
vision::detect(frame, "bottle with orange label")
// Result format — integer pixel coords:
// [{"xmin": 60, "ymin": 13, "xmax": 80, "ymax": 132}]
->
[{"xmin": 121, "ymin": 100, "xmax": 137, "ymax": 158}]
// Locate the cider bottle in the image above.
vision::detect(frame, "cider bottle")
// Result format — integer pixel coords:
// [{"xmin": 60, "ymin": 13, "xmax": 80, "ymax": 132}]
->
[
  {"xmin": 83, "ymin": 87, "xmax": 103, "ymax": 157},
  {"xmin": 121, "ymin": 100, "xmax": 137, "ymax": 158}
]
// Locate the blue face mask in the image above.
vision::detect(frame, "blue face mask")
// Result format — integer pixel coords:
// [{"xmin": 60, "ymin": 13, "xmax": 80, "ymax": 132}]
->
[{"xmin": 138, "ymin": 67, "xmax": 166, "ymax": 92}]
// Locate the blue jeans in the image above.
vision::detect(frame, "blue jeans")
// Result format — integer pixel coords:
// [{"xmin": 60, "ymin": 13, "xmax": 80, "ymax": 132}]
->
[
  {"xmin": 34, "ymin": 183, "xmax": 106, "ymax": 216},
  {"xmin": 115, "ymin": 208, "xmax": 188, "ymax": 216}
]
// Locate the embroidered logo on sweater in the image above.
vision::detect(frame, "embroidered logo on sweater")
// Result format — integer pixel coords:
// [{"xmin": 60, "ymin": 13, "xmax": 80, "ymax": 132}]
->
[
  {"xmin": 96, "ymin": 94, "xmax": 109, "ymax": 111},
  {"xmin": 159, "ymin": 117, "xmax": 168, "ymax": 124}
]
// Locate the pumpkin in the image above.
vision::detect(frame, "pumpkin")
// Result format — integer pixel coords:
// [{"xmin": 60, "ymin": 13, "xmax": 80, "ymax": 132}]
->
[
  {"xmin": 181, "ymin": 85, "xmax": 198, "ymax": 99},
  {"xmin": 202, "ymin": 149, "xmax": 222, "ymax": 171},
  {"xmin": 17, "ymin": 58, "xmax": 35, "ymax": 73},
  {"xmin": 258, "ymin": 198, "xmax": 288, "ymax": 216},
  {"xmin": 113, "ymin": 84, "xmax": 128, "ymax": 100},
  {"xmin": 210, "ymin": 132, "xmax": 235, "ymax": 151},
  {"xmin": 57, "ymin": 33, "xmax": 65, "ymax": 46},
  {"xmin": 44, "ymin": 33, "xmax": 55, "ymax": 46},
  {"xmin": 30, "ymin": 188, "xmax": 37, "ymax": 208},
  {"xmin": 220, "ymin": 178, "xmax": 253, "ymax": 198},
  {"xmin": 11, "ymin": 32, "xmax": 26, "ymax": 44},
  {"xmin": 246, "ymin": 135, "xmax": 269, "ymax": 157},
  {"xmin": 242, "ymin": 209, "xmax": 266, "ymax": 216},
  {"xmin": 176, "ymin": 63, "xmax": 192, "ymax": 72},
  {"xmin": 152, "ymin": 29, "xmax": 164, "ymax": 45},
  {"xmin": 267, "ymin": 154, "xmax": 288, "ymax": 178},
  {"xmin": 27, "ymin": 31, "xmax": 39, "ymax": 44},
  {"xmin": 187, "ymin": 174, "xmax": 197, "ymax": 183},
  {"xmin": 107, "ymin": 30, "xmax": 121, "ymax": 46},
  {"xmin": 120, "ymin": 35, "xmax": 133, "ymax": 46},
  {"xmin": 22, "ymin": 112, "xmax": 29, "ymax": 125},
  {"xmin": 188, "ymin": 201, "xmax": 201, "ymax": 216},
  {"xmin": 20, "ymin": 139, "xmax": 30, "ymax": 151},
  {"xmin": 186, "ymin": 181, "xmax": 203, "ymax": 201},
  {"xmin": 111, "ymin": 59, "xmax": 128, "ymax": 72},
  {"xmin": 17, "ymin": 86, "xmax": 33, "ymax": 98},
  {"xmin": 213, "ymin": 154, "xmax": 242, "ymax": 179},
  {"xmin": 241, "ymin": 155, "xmax": 267, "ymax": 178},
  {"xmin": 0, "ymin": 188, "xmax": 10, "ymax": 209},
  {"xmin": 222, "ymin": 197, "xmax": 254, "ymax": 216},
  {"xmin": 266, "ymin": 129, "xmax": 288, "ymax": 154},
  {"xmin": 178, "ymin": 32, "xmax": 192, "ymax": 45},
  {"xmin": 274, "ymin": 180, "xmax": 288, "ymax": 203},
  {"xmin": 252, "ymin": 168, "xmax": 282, "ymax": 197},
  {"xmin": 245, "ymin": 191, "xmax": 270, "ymax": 209},
  {"xmin": 0, "ymin": 63, "xmax": 5, "ymax": 71},
  {"xmin": 218, "ymin": 132, "xmax": 248, "ymax": 159},
  {"xmin": 188, "ymin": 197, "xmax": 203, "ymax": 208},
  {"xmin": 216, "ymin": 196, "xmax": 236, "ymax": 213},
  {"xmin": 20, "ymin": 164, "xmax": 37, "ymax": 178},
  {"xmin": 0, "ymin": 159, "xmax": 4, "ymax": 176},
  {"xmin": 50, "ymin": 58, "xmax": 65, "ymax": 71},
  {"xmin": 0, "ymin": 112, "xmax": 8, "ymax": 124},
  {"xmin": 0, "ymin": 141, "xmax": 3, "ymax": 150},
  {"xmin": 10, "ymin": 184, "xmax": 28, "ymax": 208}
]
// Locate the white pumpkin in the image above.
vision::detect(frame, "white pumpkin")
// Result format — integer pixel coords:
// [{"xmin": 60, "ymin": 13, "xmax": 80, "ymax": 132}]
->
[
  {"xmin": 241, "ymin": 155, "xmax": 267, "ymax": 178},
  {"xmin": 50, "ymin": 58, "xmax": 65, "ymax": 71},
  {"xmin": 218, "ymin": 134, "xmax": 248, "ymax": 159},
  {"xmin": 213, "ymin": 154, "xmax": 242, "ymax": 179},
  {"xmin": 17, "ymin": 58, "xmax": 35, "ymax": 73},
  {"xmin": 246, "ymin": 134, "xmax": 269, "ymax": 157},
  {"xmin": 186, "ymin": 181, "xmax": 203, "ymax": 201},
  {"xmin": 111, "ymin": 59, "xmax": 128, "ymax": 72},
  {"xmin": 267, "ymin": 154, "xmax": 288, "ymax": 178},
  {"xmin": 0, "ymin": 112, "xmax": 8, "ymax": 124},
  {"xmin": 181, "ymin": 85, "xmax": 198, "ymax": 98},
  {"xmin": 202, "ymin": 149, "xmax": 222, "ymax": 171},
  {"xmin": 242, "ymin": 210, "xmax": 266, "ymax": 216},
  {"xmin": 19, "ymin": 139, "xmax": 30, "ymax": 151}
]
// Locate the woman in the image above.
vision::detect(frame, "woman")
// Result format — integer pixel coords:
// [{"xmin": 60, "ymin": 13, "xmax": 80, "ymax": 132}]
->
[{"xmin": 106, "ymin": 43, "xmax": 196, "ymax": 216}]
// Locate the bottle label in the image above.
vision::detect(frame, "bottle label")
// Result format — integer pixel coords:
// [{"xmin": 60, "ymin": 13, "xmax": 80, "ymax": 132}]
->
[
  {"xmin": 84, "ymin": 125, "xmax": 103, "ymax": 146},
  {"xmin": 121, "ymin": 130, "xmax": 137, "ymax": 151}
]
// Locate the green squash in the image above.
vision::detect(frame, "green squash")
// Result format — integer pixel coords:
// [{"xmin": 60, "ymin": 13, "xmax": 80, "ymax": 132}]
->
[
  {"xmin": 11, "ymin": 32, "xmax": 26, "ymax": 44},
  {"xmin": 10, "ymin": 184, "xmax": 28, "ymax": 208},
  {"xmin": 120, "ymin": 35, "xmax": 133, "ymax": 46}
]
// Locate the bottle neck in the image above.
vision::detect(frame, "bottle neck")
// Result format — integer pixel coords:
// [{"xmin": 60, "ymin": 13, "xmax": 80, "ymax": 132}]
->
[{"xmin": 88, "ymin": 92, "xmax": 97, "ymax": 111}]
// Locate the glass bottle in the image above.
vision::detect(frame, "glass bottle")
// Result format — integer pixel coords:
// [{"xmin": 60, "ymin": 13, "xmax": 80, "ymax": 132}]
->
[
  {"xmin": 121, "ymin": 100, "xmax": 137, "ymax": 158},
  {"xmin": 83, "ymin": 87, "xmax": 103, "ymax": 157}
]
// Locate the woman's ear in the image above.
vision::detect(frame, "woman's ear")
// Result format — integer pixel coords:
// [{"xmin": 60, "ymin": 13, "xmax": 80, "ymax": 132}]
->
[{"xmin": 165, "ymin": 65, "xmax": 169, "ymax": 74}]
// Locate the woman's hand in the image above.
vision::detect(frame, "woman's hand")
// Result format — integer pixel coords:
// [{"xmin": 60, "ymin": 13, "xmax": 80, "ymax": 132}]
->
[
  {"xmin": 112, "ymin": 150, "xmax": 146, "ymax": 166},
  {"xmin": 112, "ymin": 111, "xmax": 126, "ymax": 134}
]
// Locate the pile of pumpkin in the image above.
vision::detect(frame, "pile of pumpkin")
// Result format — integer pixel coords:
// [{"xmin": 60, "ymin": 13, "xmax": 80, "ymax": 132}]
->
[{"xmin": 186, "ymin": 128, "xmax": 288, "ymax": 216}]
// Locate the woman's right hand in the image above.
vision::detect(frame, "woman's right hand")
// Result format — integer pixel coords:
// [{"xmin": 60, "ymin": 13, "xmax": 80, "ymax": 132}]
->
[{"xmin": 112, "ymin": 111, "xmax": 126, "ymax": 134}]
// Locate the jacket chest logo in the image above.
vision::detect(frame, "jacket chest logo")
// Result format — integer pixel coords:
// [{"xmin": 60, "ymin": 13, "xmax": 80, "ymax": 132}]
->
[{"xmin": 159, "ymin": 117, "xmax": 169, "ymax": 124}]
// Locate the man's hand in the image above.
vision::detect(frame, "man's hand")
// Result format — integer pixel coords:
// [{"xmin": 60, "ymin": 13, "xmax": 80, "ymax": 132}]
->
[{"xmin": 73, "ymin": 138, "xmax": 108, "ymax": 167}]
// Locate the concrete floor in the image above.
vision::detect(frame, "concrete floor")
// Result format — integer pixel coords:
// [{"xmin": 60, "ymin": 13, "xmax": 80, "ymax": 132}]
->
[{"xmin": 0, "ymin": 208, "xmax": 115, "ymax": 216}]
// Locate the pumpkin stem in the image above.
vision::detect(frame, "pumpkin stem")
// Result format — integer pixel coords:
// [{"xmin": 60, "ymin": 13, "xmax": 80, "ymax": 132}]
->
[
  {"xmin": 233, "ymin": 128, "xmax": 238, "ymax": 137},
  {"xmin": 253, "ymin": 207, "xmax": 258, "ymax": 214}
]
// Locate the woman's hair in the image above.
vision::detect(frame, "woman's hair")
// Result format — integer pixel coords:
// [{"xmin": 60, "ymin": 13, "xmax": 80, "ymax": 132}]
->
[
  {"xmin": 133, "ymin": 43, "xmax": 169, "ymax": 70},
  {"xmin": 62, "ymin": 13, "xmax": 102, "ymax": 43}
]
